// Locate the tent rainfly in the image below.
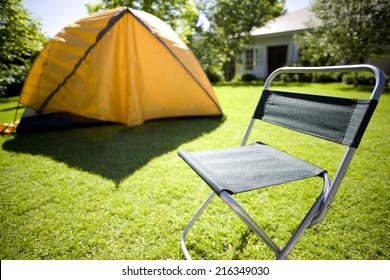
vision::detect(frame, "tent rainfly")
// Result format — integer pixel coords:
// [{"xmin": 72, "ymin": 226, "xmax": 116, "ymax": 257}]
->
[{"xmin": 16, "ymin": 7, "xmax": 223, "ymax": 133}]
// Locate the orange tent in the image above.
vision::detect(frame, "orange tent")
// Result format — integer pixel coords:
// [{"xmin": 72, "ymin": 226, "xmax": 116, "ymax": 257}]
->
[{"xmin": 17, "ymin": 7, "xmax": 222, "ymax": 133}]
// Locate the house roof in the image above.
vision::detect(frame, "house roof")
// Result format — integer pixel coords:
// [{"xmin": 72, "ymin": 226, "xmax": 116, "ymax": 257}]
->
[{"xmin": 251, "ymin": 7, "xmax": 319, "ymax": 37}]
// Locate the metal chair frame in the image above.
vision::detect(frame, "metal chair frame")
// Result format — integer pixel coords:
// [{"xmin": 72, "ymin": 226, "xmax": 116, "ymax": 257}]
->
[{"xmin": 180, "ymin": 65, "xmax": 385, "ymax": 260}]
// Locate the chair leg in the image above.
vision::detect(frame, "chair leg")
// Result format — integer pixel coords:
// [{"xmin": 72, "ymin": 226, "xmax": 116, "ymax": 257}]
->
[
  {"xmin": 277, "ymin": 173, "xmax": 330, "ymax": 259},
  {"xmin": 181, "ymin": 192, "xmax": 215, "ymax": 260},
  {"xmin": 220, "ymin": 190, "xmax": 326, "ymax": 260},
  {"xmin": 182, "ymin": 189, "xmax": 326, "ymax": 260},
  {"xmin": 219, "ymin": 191, "xmax": 281, "ymax": 256},
  {"xmin": 276, "ymin": 191, "xmax": 326, "ymax": 260}
]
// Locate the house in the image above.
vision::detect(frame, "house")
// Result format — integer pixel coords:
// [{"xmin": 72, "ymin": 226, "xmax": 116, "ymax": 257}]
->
[
  {"xmin": 236, "ymin": 7, "xmax": 317, "ymax": 80},
  {"xmin": 236, "ymin": 7, "xmax": 390, "ymax": 79}
]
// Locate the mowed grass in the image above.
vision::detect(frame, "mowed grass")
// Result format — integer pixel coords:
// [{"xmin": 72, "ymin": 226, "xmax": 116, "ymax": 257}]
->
[{"xmin": 0, "ymin": 82, "xmax": 389, "ymax": 260}]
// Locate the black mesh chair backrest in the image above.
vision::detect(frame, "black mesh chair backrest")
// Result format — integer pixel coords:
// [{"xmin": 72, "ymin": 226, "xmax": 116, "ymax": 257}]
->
[{"xmin": 253, "ymin": 89, "xmax": 378, "ymax": 148}]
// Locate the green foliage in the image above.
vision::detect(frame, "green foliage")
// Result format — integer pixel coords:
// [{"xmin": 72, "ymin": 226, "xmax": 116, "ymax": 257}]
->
[
  {"xmin": 188, "ymin": 27, "xmax": 227, "ymax": 81},
  {"xmin": 0, "ymin": 0, "xmax": 46, "ymax": 96},
  {"xmin": 86, "ymin": 0, "xmax": 199, "ymax": 44},
  {"xmin": 295, "ymin": 0, "xmax": 390, "ymax": 66},
  {"xmin": 0, "ymin": 63, "xmax": 30, "ymax": 97},
  {"xmin": 241, "ymin": 73, "xmax": 257, "ymax": 82},
  {"xmin": 280, "ymin": 72, "xmax": 342, "ymax": 83},
  {"xmin": 343, "ymin": 72, "xmax": 390, "ymax": 86},
  {"xmin": 1, "ymin": 83, "xmax": 389, "ymax": 260},
  {"xmin": 189, "ymin": 0, "xmax": 285, "ymax": 81},
  {"xmin": 212, "ymin": 0, "xmax": 284, "ymax": 60},
  {"xmin": 293, "ymin": 32, "xmax": 340, "ymax": 67},
  {"xmin": 206, "ymin": 71, "xmax": 224, "ymax": 83}
]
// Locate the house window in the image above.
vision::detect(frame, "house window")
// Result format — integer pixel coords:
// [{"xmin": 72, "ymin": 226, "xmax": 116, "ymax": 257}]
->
[
  {"xmin": 255, "ymin": 46, "xmax": 264, "ymax": 66},
  {"xmin": 245, "ymin": 49, "xmax": 254, "ymax": 71}
]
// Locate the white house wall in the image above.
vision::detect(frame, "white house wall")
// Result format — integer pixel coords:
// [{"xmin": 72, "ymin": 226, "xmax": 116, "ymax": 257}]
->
[{"xmin": 237, "ymin": 34, "xmax": 300, "ymax": 79}]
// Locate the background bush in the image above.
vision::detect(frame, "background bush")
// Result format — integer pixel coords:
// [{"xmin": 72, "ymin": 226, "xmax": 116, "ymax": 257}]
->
[
  {"xmin": 241, "ymin": 73, "xmax": 257, "ymax": 82},
  {"xmin": 0, "ymin": 64, "xmax": 30, "ymax": 97},
  {"xmin": 342, "ymin": 72, "xmax": 390, "ymax": 86},
  {"xmin": 0, "ymin": 0, "xmax": 46, "ymax": 97}
]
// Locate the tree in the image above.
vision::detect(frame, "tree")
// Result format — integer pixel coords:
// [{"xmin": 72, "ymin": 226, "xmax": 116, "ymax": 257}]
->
[
  {"xmin": 189, "ymin": 27, "xmax": 227, "ymax": 82},
  {"xmin": 0, "ymin": 0, "xmax": 46, "ymax": 96},
  {"xmin": 293, "ymin": 33, "xmax": 340, "ymax": 67},
  {"xmin": 190, "ymin": 0, "xmax": 285, "ymax": 81},
  {"xmin": 85, "ymin": 0, "xmax": 199, "ymax": 44},
  {"xmin": 296, "ymin": 0, "xmax": 390, "ymax": 66}
]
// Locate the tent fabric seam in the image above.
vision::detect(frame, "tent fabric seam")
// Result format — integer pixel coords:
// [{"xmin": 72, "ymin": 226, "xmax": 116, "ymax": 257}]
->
[{"xmin": 36, "ymin": 8, "xmax": 130, "ymax": 114}]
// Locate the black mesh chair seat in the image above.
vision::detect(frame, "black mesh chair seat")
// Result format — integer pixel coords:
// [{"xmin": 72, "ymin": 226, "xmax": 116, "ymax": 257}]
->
[{"xmin": 178, "ymin": 142, "xmax": 325, "ymax": 195}]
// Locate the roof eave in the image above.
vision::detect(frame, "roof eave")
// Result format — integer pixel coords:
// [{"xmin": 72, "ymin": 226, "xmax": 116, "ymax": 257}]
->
[{"xmin": 251, "ymin": 27, "xmax": 313, "ymax": 39}]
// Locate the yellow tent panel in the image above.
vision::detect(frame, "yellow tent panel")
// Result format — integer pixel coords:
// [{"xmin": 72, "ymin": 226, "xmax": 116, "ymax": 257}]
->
[{"xmin": 18, "ymin": 7, "xmax": 222, "ymax": 132}]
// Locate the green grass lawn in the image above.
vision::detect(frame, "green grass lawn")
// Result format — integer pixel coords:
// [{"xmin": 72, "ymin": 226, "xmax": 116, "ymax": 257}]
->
[{"xmin": 1, "ymin": 82, "xmax": 389, "ymax": 260}]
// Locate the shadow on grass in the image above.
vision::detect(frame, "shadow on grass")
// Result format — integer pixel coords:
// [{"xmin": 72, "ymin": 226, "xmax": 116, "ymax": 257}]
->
[
  {"xmin": 0, "ymin": 106, "xmax": 21, "ymax": 112},
  {"xmin": 3, "ymin": 117, "xmax": 223, "ymax": 184},
  {"xmin": 233, "ymin": 229, "xmax": 252, "ymax": 259}
]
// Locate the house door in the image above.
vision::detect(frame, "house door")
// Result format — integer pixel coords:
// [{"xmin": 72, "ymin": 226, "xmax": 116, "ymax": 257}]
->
[{"xmin": 267, "ymin": 45, "xmax": 288, "ymax": 75}]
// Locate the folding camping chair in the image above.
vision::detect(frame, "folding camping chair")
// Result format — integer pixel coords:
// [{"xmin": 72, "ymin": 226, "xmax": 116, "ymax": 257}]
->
[{"xmin": 178, "ymin": 64, "xmax": 385, "ymax": 260}]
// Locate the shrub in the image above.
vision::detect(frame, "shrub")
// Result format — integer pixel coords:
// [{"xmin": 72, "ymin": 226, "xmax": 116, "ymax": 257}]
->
[
  {"xmin": 206, "ymin": 71, "xmax": 224, "ymax": 83},
  {"xmin": 241, "ymin": 73, "xmax": 257, "ymax": 82},
  {"xmin": 0, "ymin": 64, "xmax": 30, "ymax": 97},
  {"xmin": 313, "ymin": 73, "xmax": 341, "ymax": 83},
  {"xmin": 343, "ymin": 72, "xmax": 377, "ymax": 86},
  {"xmin": 279, "ymin": 73, "xmax": 340, "ymax": 83}
]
